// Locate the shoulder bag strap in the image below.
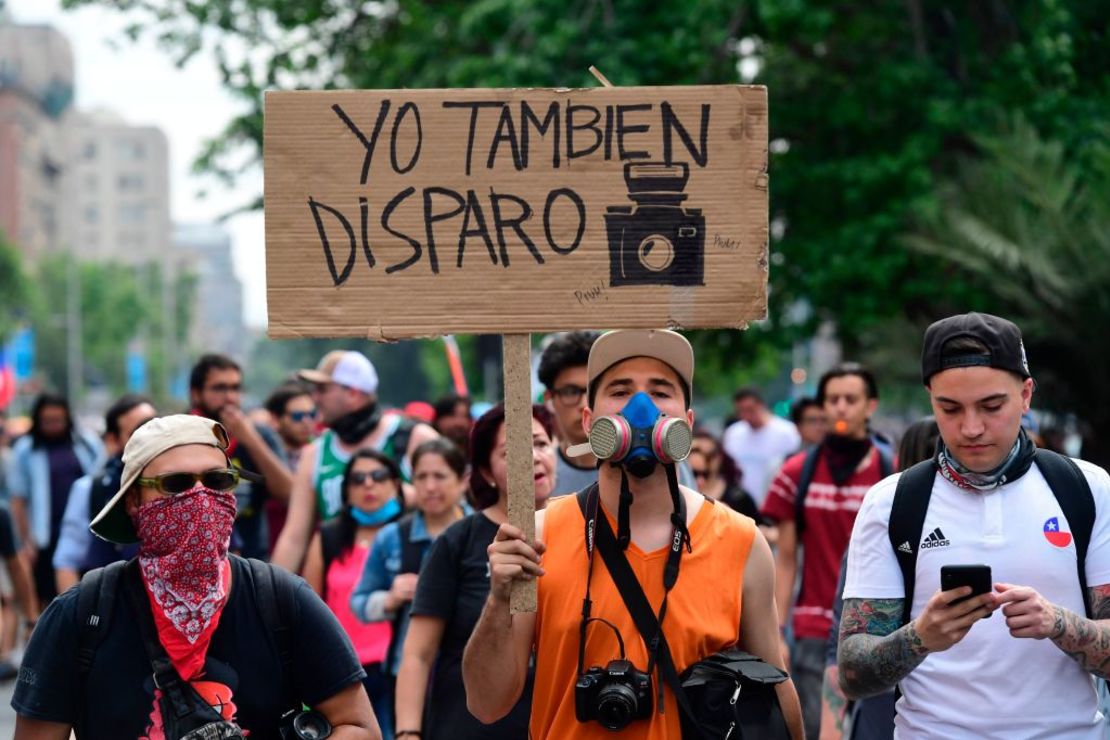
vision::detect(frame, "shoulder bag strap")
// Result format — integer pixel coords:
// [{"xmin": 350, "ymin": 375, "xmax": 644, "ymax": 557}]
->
[{"xmin": 120, "ymin": 560, "xmax": 197, "ymax": 722}]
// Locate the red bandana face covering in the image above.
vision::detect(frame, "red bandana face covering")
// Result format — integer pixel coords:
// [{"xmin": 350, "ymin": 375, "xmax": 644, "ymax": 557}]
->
[{"xmin": 132, "ymin": 487, "xmax": 237, "ymax": 644}]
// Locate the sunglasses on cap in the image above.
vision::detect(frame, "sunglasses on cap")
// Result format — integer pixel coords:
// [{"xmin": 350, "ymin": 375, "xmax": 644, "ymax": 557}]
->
[
  {"xmin": 351, "ymin": 469, "xmax": 393, "ymax": 485},
  {"xmin": 136, "ymin": 468, "xmax": 241, "ymax": 495}
]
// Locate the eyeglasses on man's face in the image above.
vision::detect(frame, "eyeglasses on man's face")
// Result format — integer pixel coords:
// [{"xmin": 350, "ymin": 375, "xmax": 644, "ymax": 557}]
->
[
  {"xmin": 287, "ymin": 409, "xmax": 317, "ymax": 422},
  {"xmin": 552, "ymin": 384, "xmax": 587, "ymax": 405},
  {"xmin": 137, "ymin": 468, "xmax": 241, "ymax": 495}
]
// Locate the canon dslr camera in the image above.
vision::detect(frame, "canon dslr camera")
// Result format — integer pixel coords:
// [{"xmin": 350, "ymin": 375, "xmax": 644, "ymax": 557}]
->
[{"xmin": 575, "ymin": 659, "xmax": 654, "ymax": 730}]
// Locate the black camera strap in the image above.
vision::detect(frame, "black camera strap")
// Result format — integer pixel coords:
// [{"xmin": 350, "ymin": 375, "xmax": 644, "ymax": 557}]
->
[{"xmin": 575, "ymin": 466, "xmax": 694, "ymax": 718}]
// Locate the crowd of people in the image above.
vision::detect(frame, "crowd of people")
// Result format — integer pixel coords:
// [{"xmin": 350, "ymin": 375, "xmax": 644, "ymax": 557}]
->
[{"xmin": 0, "ymin": 314, "xmax": 1106, "ymax": 739}]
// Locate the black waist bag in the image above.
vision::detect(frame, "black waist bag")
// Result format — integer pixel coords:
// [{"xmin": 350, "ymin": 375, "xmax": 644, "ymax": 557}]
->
[{"xmin": 679, "ymin": 647, "xmax": 790, "ymax": 740}]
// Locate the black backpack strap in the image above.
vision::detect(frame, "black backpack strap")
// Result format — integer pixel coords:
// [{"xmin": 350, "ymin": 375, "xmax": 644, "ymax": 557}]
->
[
  {"xmin": 319, "ymin": 518, "xmax": 346, "ymax": 578},
  {"xmin": 248, "ymin": 559, "xmax": 297, "ymax": 689},
  {"xmin": 793, "ymin": 446, "xmax": 822, "ymax": 538},
  {"xmin": 888, "ymin": 460, "xmax": 938, "ymax": 627},
  {"xmin": 1035, "ymin": 450, "xmax": 1096, "ymax": 618},
  {"xmin": 76, "ymin": 559, "xmax": 127, "ymax": 675},
  {"xmin": 386, "ymin": 418, "xmax": 416, "ymax": 475},
  {"xmin": 878, "ymin": 448, "xmax": 894, "ymax": 479},
  {"xmin": 398, "ymin": 516, "xmax": 425, "ymax": 575}
]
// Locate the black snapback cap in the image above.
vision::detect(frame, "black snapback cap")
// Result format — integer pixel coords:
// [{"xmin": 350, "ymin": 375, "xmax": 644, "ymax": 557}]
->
[{"xmin": 921, "ymin": 312, "xmax": 1031, "ymax": 384}]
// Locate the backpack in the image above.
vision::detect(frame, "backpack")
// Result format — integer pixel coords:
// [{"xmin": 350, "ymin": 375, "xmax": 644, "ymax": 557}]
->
[
  {"xmin": 76, "ymin": 558, "xmax": 298, "ymax": 691},
  {"xmin": 795, "ymin": 444, "xmax": 894, "ymax": 537},
  {"xmin": 383, "ymin": 418, "xmax": 416, "ymax": 481},
  {"xmin": 887, "ymin": 449, "xmax": 1095, "ymax": 625}
]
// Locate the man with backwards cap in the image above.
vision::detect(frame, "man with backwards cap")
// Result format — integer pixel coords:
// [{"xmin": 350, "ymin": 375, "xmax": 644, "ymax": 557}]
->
[
  {"xmin": 839, "ymin": 313, "xmax": 1110, "ymax": 739},
  {"xmin": 11, "ymin": 415, "xmax": 380, "ymax": 739},
  {"xmin": 272, "ymin": 350, "xmax": 438, "ymax": 572},
  {"xmin": 462, "ymin": 329, "xmax": 804, "ymax": 739}
]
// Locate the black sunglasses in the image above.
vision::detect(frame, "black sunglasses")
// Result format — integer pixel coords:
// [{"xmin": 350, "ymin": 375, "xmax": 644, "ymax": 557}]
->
[
  {"xmin": 287, "ymin": 409, "xmax": 317, "ymax": 422},
  {"xmin": 136, "ymin": 468, "xmax": 241, "ymax": 495},
  {"xmin": 351, "ymin": 469, "xmax": 393, "ymax": 485}
]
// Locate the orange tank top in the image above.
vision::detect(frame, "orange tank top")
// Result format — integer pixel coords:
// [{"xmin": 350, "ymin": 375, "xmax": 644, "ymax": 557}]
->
[{"xmin": 531, "ymin": 493, "xmax": 757, "ymax": 740}]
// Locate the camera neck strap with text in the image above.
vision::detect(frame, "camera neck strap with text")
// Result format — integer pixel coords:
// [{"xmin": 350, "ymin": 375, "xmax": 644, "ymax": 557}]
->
[{"xmin": 575, "ymin": 465, "xmax": 695, "ymax": 720}]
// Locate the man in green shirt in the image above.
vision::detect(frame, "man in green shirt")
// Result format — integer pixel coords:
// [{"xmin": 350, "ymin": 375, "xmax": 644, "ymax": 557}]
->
[{"xmin": 271, "ymin": 350, "xmax": 438, "ymax": 572}]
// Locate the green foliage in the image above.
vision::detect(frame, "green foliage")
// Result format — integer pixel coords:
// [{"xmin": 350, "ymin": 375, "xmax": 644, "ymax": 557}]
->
[
  {"xmin": 28, "ymin": 257, "xmax": 197, "ymax": 405},
  {"xmin": 0, "ymin": 233, "xmax": 31, "ymax": 343},
  {"xmin": 58, "ymin": 0, "xmax": 1110, "ymax": 419},
  {"xmin": 903, "ymin": 113, "xmax": 1110, "ymax": 461}
]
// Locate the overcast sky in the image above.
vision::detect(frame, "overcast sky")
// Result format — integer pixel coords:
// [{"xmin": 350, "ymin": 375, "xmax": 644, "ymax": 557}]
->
[{"xmin": 8, "ymin": 0, "xmax": 269, "ymax": 327}]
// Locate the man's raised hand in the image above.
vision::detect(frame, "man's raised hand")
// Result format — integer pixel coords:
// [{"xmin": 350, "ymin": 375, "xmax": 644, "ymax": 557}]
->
[{"xmin": 487, "ymin": 523, "xmax": 546, "ymax": 604}]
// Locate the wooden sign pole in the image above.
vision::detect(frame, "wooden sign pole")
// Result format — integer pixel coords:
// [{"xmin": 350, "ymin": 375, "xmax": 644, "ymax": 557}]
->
[
  {"xmin": 503, "ymin": 333, "xmax": 537, "ymax": 613},
  {"xmin": 506, "ymin": 68, "xmax": 611, "ymax": 614}
]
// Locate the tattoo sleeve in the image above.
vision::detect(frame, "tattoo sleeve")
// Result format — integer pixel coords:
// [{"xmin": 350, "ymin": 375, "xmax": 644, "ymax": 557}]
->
[
  {"xmin": 821, "ymin": 665, "xmax": 847, "ymax": 732},
  {"xmin": 1049, "ymin": 584, "xmax": 1110, "ymax": 678},
  {"xmin": 837, "ymin": 598, "xmax": 928, "ymax": 699}
]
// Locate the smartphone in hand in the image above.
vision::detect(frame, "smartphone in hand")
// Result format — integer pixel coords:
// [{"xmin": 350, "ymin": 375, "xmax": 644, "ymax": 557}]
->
[{"xmin": 941, "ymin": 564, "xmax": 993, "ymax": 617}]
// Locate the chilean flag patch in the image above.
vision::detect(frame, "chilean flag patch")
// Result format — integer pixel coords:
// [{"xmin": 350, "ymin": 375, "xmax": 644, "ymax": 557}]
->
[{"xmin": 1044, "ymin": 517, "xmax": 1073, "ymax": 548}]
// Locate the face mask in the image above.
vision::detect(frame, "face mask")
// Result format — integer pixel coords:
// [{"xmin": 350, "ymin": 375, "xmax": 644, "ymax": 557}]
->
[
  {"xmin": 133, "ymin": 487, "xmax": 237, "ymax": 644},
  {"xmin": 350, "ymin": 497, "xmax": 402, "ymax": 526},
  {"xmin": 584, "ymin": 391, "xmax": 692, "ymax": 478}
]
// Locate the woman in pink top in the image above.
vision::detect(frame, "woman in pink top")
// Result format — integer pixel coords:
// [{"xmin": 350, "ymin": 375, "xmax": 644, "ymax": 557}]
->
[{"xmin": 304, "ymin": 448, "xmax": 404, "ymax": 740}]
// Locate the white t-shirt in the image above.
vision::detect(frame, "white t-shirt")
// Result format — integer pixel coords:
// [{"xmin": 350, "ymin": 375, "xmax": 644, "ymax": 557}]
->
[
  {"xmin": 722, "ymin": 416, "xmax": 801, "ymax": 505},
  {"xmin": 844, "ymin": 460, "xmax": 1110, "ymax": 739}
]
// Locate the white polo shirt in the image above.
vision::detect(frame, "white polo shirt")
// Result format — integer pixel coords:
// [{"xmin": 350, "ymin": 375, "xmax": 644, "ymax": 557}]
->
[{"xmin": 845, "ymin": 459, "xmax": 1110, "ymax": 739}]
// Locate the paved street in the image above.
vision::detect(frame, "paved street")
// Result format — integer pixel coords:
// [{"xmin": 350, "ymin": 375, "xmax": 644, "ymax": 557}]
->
[{"xmin": 0, "ymin": 677, "xmax": 15, "ymax": 737}]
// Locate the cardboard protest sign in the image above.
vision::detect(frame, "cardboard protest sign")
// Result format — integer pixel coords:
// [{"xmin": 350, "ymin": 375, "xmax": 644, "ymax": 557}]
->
[{"xmin": 264, "ymin": 85, "xmax": 769, "ymax": 339}]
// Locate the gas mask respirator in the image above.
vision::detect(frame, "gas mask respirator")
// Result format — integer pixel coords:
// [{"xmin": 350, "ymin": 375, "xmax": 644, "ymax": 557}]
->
[{"xmin": 570, "ymin": 392, "xmax": 693, "ymax": 477}]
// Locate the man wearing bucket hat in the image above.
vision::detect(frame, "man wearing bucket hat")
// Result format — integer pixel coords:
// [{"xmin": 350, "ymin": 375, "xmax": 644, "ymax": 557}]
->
[
  {"xmin": 463, "ymin": 329, "xmax": 803, "ymax": 739},
  {"xmin": 272, "ymin": 350, "xmax": 438, "ymax": 572},
  {"xmin": 12, "ymin": 415, "xmax": 380, "ymax": 739}
]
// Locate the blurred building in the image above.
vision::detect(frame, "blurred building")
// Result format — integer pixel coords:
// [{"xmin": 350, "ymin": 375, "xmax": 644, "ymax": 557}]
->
[
  {"xmin": 0, "ymin": 14, "xmax": 75, "ymax": 258},
  {"xmin": 172, "ymin": 222, "xmax": 245, "ymax": 359},
  {"xmin": 67, "ymin": 110, "xmax": 171, "ymax": 264}
]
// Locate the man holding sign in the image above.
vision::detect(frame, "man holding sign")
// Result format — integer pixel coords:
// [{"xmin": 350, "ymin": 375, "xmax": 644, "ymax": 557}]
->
[{"xmin": 462, "ymin": 329, "xmax": 804, "ymax": 739}]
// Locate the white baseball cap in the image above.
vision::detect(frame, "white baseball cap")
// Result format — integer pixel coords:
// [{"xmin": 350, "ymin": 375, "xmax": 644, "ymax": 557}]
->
[{"xmin": 298, "ymin": 350, "xmax": 379, "ymax": 395}]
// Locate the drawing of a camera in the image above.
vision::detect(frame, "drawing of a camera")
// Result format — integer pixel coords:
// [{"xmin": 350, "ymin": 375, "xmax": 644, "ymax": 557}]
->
[{"xmin": 604, "ymin": 162, "xmax": 705, "ymax": 288}]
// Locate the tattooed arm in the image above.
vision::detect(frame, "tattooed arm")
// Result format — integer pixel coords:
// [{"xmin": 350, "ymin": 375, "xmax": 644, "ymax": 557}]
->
[
  {"xmin": 818, "ymin": 665, "xmax": 847, "ymax": 739},
  {"xmin": 838, "ymin": 587, "xmax": 994, "ymax": 700},
  {"xmin": 994, "ymin": 582, "xmax": 1110, "ymax": 677}
]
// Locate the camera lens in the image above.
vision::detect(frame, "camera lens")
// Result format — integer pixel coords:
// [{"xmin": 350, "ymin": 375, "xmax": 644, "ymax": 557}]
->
[
  {"xmin": 293, "ymin": 711, "xmax": 332, "ymax": 739},
  {"xmin": 596, "ymin": 683, "xmax": 639, "ymax": 731}
]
